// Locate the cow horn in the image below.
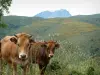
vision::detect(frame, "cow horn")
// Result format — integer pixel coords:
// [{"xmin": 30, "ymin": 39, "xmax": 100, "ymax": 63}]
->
[
  {"xmin": 55, "ymin": 40, "xmax": 57, "ymax": 43},
  {"xmin": 44, "ymin": 41, "xmax": 47, "ymax": 44},
  {"xmin": 14, "ymin": 34, "xmax": 17, "ymax": 37},
  {"xmin": 29, "ymin": 34, "xmax": 32, "ymax": 38}
]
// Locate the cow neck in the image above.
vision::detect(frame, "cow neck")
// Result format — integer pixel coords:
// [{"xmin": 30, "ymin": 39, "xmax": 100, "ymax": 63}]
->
[
  {"xmin": 28, "ymin": 43, "xmax": 32, "ymax": 51},
  {"xmin": 16, "ymin": 45, "xmax": 19, "ymax": 55},
  {"xmin": 28, "ymin": 44, "xmax": 33, "ymax": 64},
  {"xmin": 40, "ymin": 47, "xmax": 45, "ymax": 56},
  {"xmin": 41, "ymin": 48, "xmax": 50, "ymax": 64},
  {"xmin": 40, "ymin": 47, "xmax": 48, "ymax": 59}
]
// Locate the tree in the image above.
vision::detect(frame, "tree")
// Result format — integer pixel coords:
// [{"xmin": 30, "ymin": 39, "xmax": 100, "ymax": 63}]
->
[{"xmin": 0, "ymin": 0, "xmax": 12, "ymax": 28}]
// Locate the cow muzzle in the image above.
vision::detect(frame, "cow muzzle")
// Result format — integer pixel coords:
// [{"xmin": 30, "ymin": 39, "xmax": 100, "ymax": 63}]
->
[
  {"xmin": 49, "ymin": 54, "xmax": 54, "ymax": 58},
  {"xmin": 19, "ymin": 53, "xmax": 27, "ymax": 60}
]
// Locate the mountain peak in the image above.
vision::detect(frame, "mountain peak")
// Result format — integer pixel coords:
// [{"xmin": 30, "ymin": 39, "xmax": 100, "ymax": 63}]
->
[
  {"xmin": 57, "ymin": 9, "xmax": 68, "ymax": 11},
  {"xmin": 34, "ymin": 9, "xmax": 71, "ymax": 18}
]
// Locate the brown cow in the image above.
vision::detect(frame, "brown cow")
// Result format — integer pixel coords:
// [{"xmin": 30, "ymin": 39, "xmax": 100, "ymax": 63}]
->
[
  {"xmin": 0, "ymin": 41, "xmax": 1, "ymax": 58},
  {"xmin": 28, "ymin": 40, "xmax": 60, "ymax": 75},
  {"xmin": 0, "ymin": 33, "xmax": 34, "ymax": 75}
]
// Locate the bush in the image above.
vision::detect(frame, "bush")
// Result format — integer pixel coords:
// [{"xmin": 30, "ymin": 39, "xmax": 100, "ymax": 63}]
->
[
  {"xmin": 69, "ymin": 70, "xmax": 83, "ymax": 75},
  {"xmin": 48, "ymin": 60, "xmax": 61, "ymax": 71},
  {"xmin": 86, "ymin": 67, "xmax": 94, "ymax": 75}
]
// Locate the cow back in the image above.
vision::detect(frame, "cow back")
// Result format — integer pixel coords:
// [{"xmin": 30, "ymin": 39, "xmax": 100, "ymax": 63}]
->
[{"xmin": 0, "ymin": 36, "xmax": 19, "ymax": 63}]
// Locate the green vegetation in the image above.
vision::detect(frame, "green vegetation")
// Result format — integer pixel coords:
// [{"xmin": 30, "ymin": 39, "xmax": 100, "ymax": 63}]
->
[
  {"xmin": 15, "ymin": 17, "xmax": 99, "ymax": 39},
  {"xmin": 69, "ymin": 14, "xmax": 100, "ymax": 26},
  {"xmin": 0, "ymin": 14, "xmax": 100, "ymax": 75},
  {"xmin": 0, "ymin": 16, "xmax": 43, "ymax": 38}
]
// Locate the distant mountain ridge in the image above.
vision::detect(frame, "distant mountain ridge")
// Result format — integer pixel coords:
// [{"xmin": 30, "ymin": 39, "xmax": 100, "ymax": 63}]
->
[
  {"xmin": 0, "ymin": 13, "xmax": 100, "ymax": 38},
  {"xmin": 34, "ymin": 9, "xmax": 71, "ymax": 18}
]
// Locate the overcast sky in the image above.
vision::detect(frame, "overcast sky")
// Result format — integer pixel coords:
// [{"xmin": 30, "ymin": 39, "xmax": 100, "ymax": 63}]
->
[{"xmin": 5, "ymin": 0, "xmax": 100, "ymax": 16}]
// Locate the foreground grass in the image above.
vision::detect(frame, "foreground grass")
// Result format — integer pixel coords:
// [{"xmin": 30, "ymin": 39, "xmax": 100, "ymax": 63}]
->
[{"xmin": 1, "ymin": 30, "xmax": 100, "ymax": 75}]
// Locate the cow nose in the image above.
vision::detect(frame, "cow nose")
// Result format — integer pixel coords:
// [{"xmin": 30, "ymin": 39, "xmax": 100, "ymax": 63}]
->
[
  {"xmin": 21, "ymin": 54, "xmax": 26, "ymax": 59},
  {"xmin": 50, "ymin": 55, "xmax": 53, "ymax": 58},
  {"xmin": 49, "ymin": 54, "xmax": 54, "ymax": 58}
]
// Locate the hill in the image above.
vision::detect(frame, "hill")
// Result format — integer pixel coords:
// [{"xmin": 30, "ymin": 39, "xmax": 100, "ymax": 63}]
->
[
  {"xmin": 3, "ymin": 15, "xmax": 43, "ymax": 28},
  {"xmin": 15, "ymin": 18, "xmax": 99, "ymax": 38},
  {"xmin": 1, "ymin": 14, "xmax": 100, "ymax": 38},
  {"xmin": 1, "ymin": 14, "xmax": 100, "ymax": 75},
  {"xmin": 70, "ymin": 14, "xmax": 100, "ymax": 26},
  {"xmin": 34, "ymin": 9, "xmax": 71, "ymax": 18},
  {"xmin": 0, "ymin": 16, "xmax": 43, "ymax": 38},
  {"xmin": 12, "ymin": 15, "xmax": 100, "ymax": 75}
]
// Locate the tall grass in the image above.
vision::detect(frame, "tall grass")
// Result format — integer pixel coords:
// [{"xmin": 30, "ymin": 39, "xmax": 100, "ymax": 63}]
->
[{"xmin": 1, "ymin": 30, "xmax": 100, "ymax": 75}]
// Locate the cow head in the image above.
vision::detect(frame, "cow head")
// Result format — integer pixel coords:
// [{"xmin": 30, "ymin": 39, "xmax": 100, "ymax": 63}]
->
[
  {"xmin": 10, "ymin": 33, "xmax": 34, "ymax": 60},
  {"xmin": 42, "ymin": 40, "xmax": 60, "ymax": 58}
]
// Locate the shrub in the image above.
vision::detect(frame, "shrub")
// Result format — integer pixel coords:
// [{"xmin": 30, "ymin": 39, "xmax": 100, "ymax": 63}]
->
[
  {"xmin": 86, "ymin": 67, "xmax": 94, "ymax": 75},
  {"xmin": 69, "ymin": 70, "xmax": 83, "ymax": 75},
  {"xmin": 48, "ymin": 60, "xmax": 61, "ymax": 71}
]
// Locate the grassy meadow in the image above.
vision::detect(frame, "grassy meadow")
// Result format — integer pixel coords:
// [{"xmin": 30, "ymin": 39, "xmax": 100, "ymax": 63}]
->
[{"xmin": 0, "ymin": 14, "xmax": 100, "ymax": 75}]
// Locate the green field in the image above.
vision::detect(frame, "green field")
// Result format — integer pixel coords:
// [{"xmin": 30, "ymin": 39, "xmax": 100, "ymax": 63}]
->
[{"xmin": 0, "ymin": 14, "xmax": 100, "ymax": 75}]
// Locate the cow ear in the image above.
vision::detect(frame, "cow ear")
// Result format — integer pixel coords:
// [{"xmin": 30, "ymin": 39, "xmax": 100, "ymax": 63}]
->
[
  {"xmin": 55, "ymin": 43, "xmax": 60, "ymax": 49},
  {"xmin": 29, "ymin": 35, "xmax": 32, "ymax": 38},
  {"xmin": 41, "ymin": 44, "xmax": 47, "ymax": 48},
  {"xmin": 10, "ymin": 37, "xmax": 17, "ymax": 44},
  {"xmin": 27, "ymin": 34, "xmax": 32, "ymax": 38},
  {"xmin": 29, "ymin": 39, "xmax": 35, "ymax": 44},
  {"xmin": 0, "ymin": 41, "xmax": 1, "ymax": 52}
]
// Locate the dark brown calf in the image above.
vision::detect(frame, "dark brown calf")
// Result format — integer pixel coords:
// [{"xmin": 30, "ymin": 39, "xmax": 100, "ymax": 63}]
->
[
  {"xmin": 29, "ymin": 40, "xmax": 60, "ymax": 75},
  {"xmin": 0, "ymin": 41, "xmax": 1, "ymax": 58}
]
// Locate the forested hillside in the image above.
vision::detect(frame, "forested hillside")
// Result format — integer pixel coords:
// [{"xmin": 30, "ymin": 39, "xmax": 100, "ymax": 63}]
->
[
  {"xmin": 0, "ymin": 16, "xmax": 43, "ymax": 38},
  {"xmin": 70, "ymin": 14, "xmax": 100, "ymax": 26}
]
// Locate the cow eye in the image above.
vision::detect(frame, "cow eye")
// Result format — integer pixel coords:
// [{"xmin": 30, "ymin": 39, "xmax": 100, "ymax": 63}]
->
[
  {"xmin": 27, "ymin": 43, "xmax": 29, "ymax": 46},
  {"xmin": 53, "ymin": 47, "xmax": 55, "ymax": 50},
  {"xmin": 47, "ymin": 47, "xmax": 49, "ymax": 50}
]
